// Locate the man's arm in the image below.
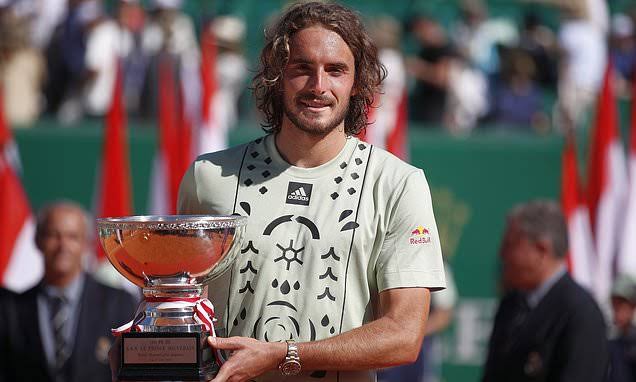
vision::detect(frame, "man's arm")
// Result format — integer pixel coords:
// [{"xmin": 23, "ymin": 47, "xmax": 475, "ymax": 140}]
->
[{"xmin": 209, "ymin": 287, "xmax": 431, "ymax": 382}]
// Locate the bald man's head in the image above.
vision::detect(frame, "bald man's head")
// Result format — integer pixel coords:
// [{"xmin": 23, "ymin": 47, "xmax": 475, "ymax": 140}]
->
[{"xmin": 35, "ymin": 201, "xmax": 89, "ymax": 287}]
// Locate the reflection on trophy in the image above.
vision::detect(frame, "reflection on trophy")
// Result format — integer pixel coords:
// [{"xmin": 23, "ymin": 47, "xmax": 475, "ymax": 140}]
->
[{"xmin": 96, "ymin": 215, "xmax": 247, "ymax": 381}]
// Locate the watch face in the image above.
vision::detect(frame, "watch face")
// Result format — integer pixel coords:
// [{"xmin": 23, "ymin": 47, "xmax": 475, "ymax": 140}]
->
[{"xmin": 281, "ymin": 360, "xmax": 302, "ymax": 376}]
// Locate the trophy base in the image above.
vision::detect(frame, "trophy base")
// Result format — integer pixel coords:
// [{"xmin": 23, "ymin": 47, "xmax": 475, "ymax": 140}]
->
[{"xmin": 119, "ymin": 332, "xmax": 218, "ymax": 381}]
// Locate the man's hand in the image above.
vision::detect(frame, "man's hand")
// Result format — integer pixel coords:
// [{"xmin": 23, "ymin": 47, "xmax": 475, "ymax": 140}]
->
[{"xmin": 209, "ymin": 336, "xmax": 286, "ymax": 382}]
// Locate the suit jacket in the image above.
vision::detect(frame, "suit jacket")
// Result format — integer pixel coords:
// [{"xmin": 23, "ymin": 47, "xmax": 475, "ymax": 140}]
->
[
  {"xmin": 0, "ymin": 288, "xmax": 17, "ymax": 382},
  {"xmin": 3, "ymin": 275, "xmax": 136, "ymax": 382},
  {"xmin": 482, "ymin": 273, "xmax": 609, "ymax": 382}
]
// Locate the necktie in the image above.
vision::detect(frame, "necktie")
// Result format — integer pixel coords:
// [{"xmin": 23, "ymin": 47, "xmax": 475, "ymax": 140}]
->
[{"xmin": 50, "ymin": 295, "xmax": 71, "ymax": 381}]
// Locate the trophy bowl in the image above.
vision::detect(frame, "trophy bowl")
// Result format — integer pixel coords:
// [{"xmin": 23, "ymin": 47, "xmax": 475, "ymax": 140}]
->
[{"xmin": 96, "ymin": 215, "xmax": 247, "ymax": 381}]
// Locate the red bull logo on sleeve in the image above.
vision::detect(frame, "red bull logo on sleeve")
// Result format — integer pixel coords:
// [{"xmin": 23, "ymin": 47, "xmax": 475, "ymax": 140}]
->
[{"xmin": 410, "ymin": 225, "xmax": 431, "ymax": 245}]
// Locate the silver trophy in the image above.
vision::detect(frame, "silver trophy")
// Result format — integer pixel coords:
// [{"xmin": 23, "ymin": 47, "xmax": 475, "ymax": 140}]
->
[{"xmin": 96, "ymin": 215, "xmax": 247, "ymax": 381}]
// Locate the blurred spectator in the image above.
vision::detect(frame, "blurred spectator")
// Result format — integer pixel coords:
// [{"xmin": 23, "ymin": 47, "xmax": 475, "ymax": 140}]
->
[
  {"xmin": 451, "ymin": 0, "xmax": 518, "ymax": 76},
  {"xmin": 482, "ymin": 200, "xmax": 608, "ymax": 382},
  {"xmin": 117, "ymin": 0, "xmax": 149, "ymax": 115},
  {"xmin": 82, "ymin": 0, "xmax": 150, "ymax": 118},
  {"xmin": 208, "ymin": 15, "xmax": 248, "ymax": 138},
  {"xmin": 483, "ymin": 47, "xmax": 547, "ymax": 131},
  {"xmin": 444, "ymin": 50, "xmax": 488, "ymax": 134},
  {"xmin": 142, "ymin": 0, "xmax": 198, "ymax": 61},
  {"xmin": 139, "ymin": 0, "xmax": 199, "ymax": 119},
  {"xmin": 518, "ymin": 12, "xmax": 558, "ymax": 89},
  {"xmin": 82, "ymin": 0, "xmax": 123, "ymax": 117},
  {"xmin": 0, "ymin": 2, "xmax": 45, "ymax": 126},
  {"xmin": 407, "ymin": 15, "xmax": 453, "ymax": 125},
  {"xmin": 44, "ymin": 0, "xmax": 91, "ymax": 121},
  {"xmin": 528, "ymin": 0, "xmax": 608, "ymax": 127},
  {"xmin": 366, "ymin": 15, "xmax": 407, "ymax": 150},
  {"xmin": 608, "ymin": 274, "xmax": 636, "ymax": 382},
  {"xmin": 21, "ymin": 0, "xmax": 68, "ymax": 50},
  {"xmin": 378, "ymin": 263, "xmax": 458, "ymax": 382},
  {"xmin": 1, "ymin": 201, "xmax": 136, "ymax": 381},
  {"xmin": 610, "ymin": 13, "xmax": 636, "ymax": 97}
]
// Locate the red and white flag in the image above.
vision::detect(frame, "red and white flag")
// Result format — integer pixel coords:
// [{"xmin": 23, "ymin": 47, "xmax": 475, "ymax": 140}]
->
[
  {"xmin": 0, "ymin": 88, "xmax": 43, "ymax": 291},
  {"xmin": 561, "ymin": 133, "xmax": 594, "ymax": 290},
  {"xmin": 148, "ymin": 56, "xmax": 194, "ymax": 215},
  {"xmin": 618, "ymin": 76, "xmax": 636, "ymax": 277},
  {"xmin": 94, "ymin": 62, "xmax": 133, "ymax": 260},
  {"xmin": 587, "ymin": 63, "xmax": 629, "ymax": 303},
  {"xmin": 363, "ymin": 50, "xmax": 408, "ymax": 160}
]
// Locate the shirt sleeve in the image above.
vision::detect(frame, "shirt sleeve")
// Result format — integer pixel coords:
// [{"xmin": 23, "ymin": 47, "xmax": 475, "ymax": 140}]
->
[{"xmin": 375, "ymin": 169, "xmax": 446, "ymax": 292}]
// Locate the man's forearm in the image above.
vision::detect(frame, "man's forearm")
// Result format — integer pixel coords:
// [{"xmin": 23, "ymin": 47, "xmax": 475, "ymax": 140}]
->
[
  {"xmin": 297, "ymin": 315, "xmax": 424, "ymax": 371},
  {"xmin": 296, "ymin": 288, "xmax": 431, "ymax": 371}
]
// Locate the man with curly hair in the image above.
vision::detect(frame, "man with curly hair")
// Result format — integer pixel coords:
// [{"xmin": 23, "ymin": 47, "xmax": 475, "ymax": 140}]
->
[{"xmin": 178, "ymin": 2, "xmax": 446, "ymax": 381}]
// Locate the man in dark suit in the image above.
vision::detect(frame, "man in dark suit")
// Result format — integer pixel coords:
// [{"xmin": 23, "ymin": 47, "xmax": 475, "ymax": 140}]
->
[
  {"xmin": 2, "ymin": 201, "xmax": 136, "ymax": 382},
  {"xmin": 482, "ymin": 200, "xmax": 608, "ymax": 382},
  {"xmin": 0, "ymin": 287, "xmax": 17, "ymax": 382}
]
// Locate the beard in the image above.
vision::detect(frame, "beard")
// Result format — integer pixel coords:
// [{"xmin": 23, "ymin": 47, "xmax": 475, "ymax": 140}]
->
[{"xmin": 282, "ymin": 93, "xmax": 349, "ymax": 136}]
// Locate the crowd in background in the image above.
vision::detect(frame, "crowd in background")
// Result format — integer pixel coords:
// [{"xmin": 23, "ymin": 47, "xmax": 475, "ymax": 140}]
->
[
  {"xmin": 0, "ymin": 0, "xmax": 248, "ymax": 129},
  {"xmin": 0, "ymin": 0, "xmax": 635, "ymax": 134}
]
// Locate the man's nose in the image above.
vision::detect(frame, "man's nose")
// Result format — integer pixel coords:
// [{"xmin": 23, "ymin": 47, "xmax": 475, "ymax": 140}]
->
[{"xmin": 307, "ymin": 69, "xmax": 327, "ymax": 94}]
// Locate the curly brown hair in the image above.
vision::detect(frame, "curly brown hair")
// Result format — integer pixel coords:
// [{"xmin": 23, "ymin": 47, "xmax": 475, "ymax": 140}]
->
[{"xmin": 252, "ymin": 1, "xmax": 387, "ymax": 136}]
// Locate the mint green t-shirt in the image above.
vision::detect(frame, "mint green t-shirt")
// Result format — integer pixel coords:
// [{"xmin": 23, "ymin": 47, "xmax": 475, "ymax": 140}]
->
[{"xmin": 178, "ymin": 134, "xmax": 446, "ymax": 382}]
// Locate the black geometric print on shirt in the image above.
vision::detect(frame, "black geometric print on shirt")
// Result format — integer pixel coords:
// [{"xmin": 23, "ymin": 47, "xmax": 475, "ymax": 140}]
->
[
  {"xmin": 264, "ymin": 157, "xmax": 272, "ymax": 165},
  {"xmin": 320, "ymin": 314, "xmax": 336, "ymax": 335},
  {"xmin": 271, "ymin": 278, "xmax": 301, "ymax": 295},
  {"xmin": 317, "ymin": 287, "xmax": 336, "ymax": 301},
  {"xmin": 250, "ymin": 151, "xmax": 259, "ymax": 158},
  {"xmin": 334, "ymin": 176, "xmax": 343, "ymax": 184},
  {"xmin": 233, "ymin": 307, "xmax": 247, "ymax": 327},
  {"xmin": 241, "ymin": 240, "xmax": 259, "ymax": 255},
  {"xmin": 358, "ymin": 143, "xmax": 367, "ymax": 150},
  {"xmin": 338, "ymin": 210, "xmax": 353, "ymax": 222},
  {"xmin": 330, "ymin": 192, "xmax": 339, "ymax": 200},
  {"xmin": 274, "ymin": 240, "xmax": 304, "ymax": 270},
  {"xmin": 239, "ymin": 261, "xmax": 257, "ymax": 275},
  {"xmin": 247, "ymin": 164, "xmax": 255, "ymax": 171},
  {"xmin": 239, "ymin": 202, "xmax": 251, "ymax": 216},
  {"xmin": 238, "ymin": 281, "xmax": 254, "ymax": 294},
  {"xmin": 341, "ymin": 221, "xmax": 359, "ymax": 232},
  {"xmin": 318, "ymin": 267, "xmax": 338, "ymax": 281},
  {"xmin": 259, "ymin": 186, "xmax": 268, "ymax": 194},
  {"xmin": 320, "ymin": 247, "xmax": 340, "ymax": 262},
  {"xmin": 263, "ymin": 215, "xmax": 320, "ymax": 239},
  {"xmin": 339, "ymin": 162, "xmax": 347, "ymax": 169},
  {"xmin": 347, "ymin": 187, "xmax": 356, "ymax": 195},
  {"xmin": 252, "ymin": 302, "xmax": 308, "ymax": 342},
  {"xmin": 355, "ymin": 158, "xmax": 363, "ymax": 165},
  {"xmin": 262, "ymin": 170, "xmax": 270, "ymax": 178},
  {"xmin": 350, "ymin": 172, "xmax": 359, "ymax": 180},
  {"xmin": 244, "ymin": 178, "xmax": 253, "ymax": 186}
]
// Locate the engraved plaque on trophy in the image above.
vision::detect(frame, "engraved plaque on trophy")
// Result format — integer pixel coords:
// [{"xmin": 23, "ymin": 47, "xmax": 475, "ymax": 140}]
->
[{"xmin": 96, "ymin": 215, "xmax": 247, "ymax": 381}]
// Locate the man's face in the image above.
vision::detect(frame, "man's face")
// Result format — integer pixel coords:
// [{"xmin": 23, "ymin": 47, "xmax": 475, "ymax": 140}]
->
[
  {"xmin": 612, "ymin": 296, "xmax": 636, "ymax": 332},
  {"xmin": 36, "ymin": 207, "xmax": 87, "ymax": 285},
  {"xmin": 281, "ymin": 25, "xmax": 356, "ymax": 136},
  {"xmin": 499, "ymin": 222, "xmax": 543, "ymax": 291}
]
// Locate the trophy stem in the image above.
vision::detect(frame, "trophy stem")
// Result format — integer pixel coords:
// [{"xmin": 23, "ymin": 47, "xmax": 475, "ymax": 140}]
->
[{"xmin": 142, "ymin": 285, "xmax": 203, "ymax": 299}]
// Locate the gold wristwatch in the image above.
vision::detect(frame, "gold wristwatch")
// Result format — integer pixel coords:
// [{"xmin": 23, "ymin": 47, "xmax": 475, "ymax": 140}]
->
[{"xmin": 279, "ymin": 339, "xmax": 301, "ymax": 376}]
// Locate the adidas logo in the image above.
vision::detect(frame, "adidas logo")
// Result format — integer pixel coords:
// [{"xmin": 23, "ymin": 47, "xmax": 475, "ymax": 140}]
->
[
  {"xmin": 288, "ymin": 187, "xmax": 309, "ymax": 201},
  {"xmin": 286, "ymin": 182, "xmax": 313, "ymax": 206}
]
